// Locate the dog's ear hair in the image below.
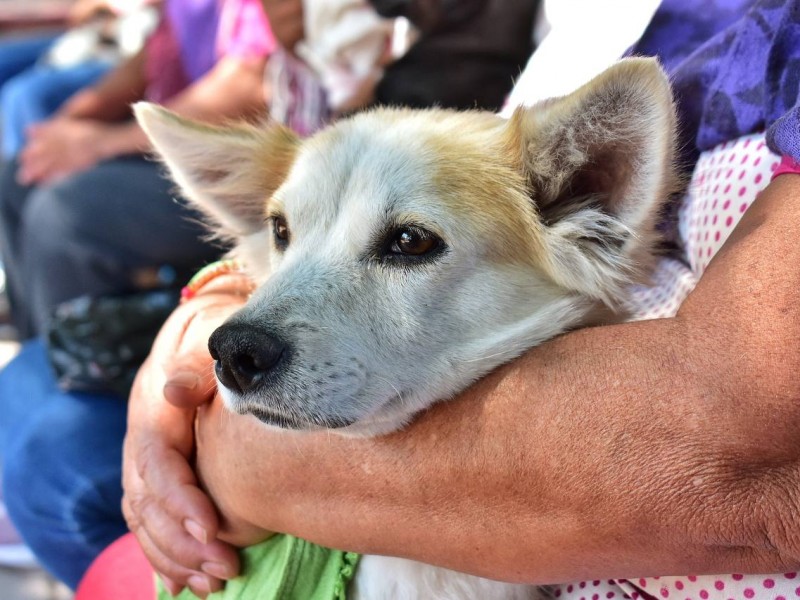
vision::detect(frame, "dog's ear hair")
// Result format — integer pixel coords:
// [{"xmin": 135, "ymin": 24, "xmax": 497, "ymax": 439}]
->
[
  {"xmin": 134, "ymin": 103, "xmax": 299, "ymax": 240},
  {"xmin": 504, "ymin": 58, "xmax": 676, "ymax": 306}
]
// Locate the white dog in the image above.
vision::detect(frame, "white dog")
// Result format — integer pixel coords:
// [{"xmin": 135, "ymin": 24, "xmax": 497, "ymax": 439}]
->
[{"xmin": 135, "ymin": 57, "xmax": 676, "ymax": 600}]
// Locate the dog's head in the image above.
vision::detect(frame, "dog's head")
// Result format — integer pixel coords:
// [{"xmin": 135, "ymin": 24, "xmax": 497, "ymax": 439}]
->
[{"xmin": 136, "ymin": 58, "xmax": 675, "ymax": 435}]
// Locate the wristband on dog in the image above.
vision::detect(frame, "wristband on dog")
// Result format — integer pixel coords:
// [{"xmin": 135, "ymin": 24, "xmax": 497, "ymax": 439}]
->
[{"xmin": 180, "ymin": 259, "xmax": 244, "ymax": 302}]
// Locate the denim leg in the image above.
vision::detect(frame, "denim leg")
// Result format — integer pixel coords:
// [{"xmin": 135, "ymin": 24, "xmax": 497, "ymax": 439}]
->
[
  {"xmin": 5, "ymin": 156, "xmax": 220, "ymax": 337},
  {"xmin": 0, "ymin": 61, "xmax": 112, "ymax": 158},
  {"xmin": 0, "ymin": 340, "xmax": 128, "ymax": 589},
  {"xmin": 0, "ymin": 157, "xmax": 35, "ymax": 337},
  {"xmin": 0, "ymin": 34, "xmax": 57, "ymax": 86}
]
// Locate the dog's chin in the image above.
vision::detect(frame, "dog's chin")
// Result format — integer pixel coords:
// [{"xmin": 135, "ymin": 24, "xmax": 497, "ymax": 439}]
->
[
  {"xmin": 217, "ymin": 385, "xmax": 416, "ymax": 437},
  {"xmin": 246, "ymin": 407, "xmax": 312, "ymax": 430},
  {"xmin": 218, "ymin": 385, "xmax": 359, "ymax": 432}
]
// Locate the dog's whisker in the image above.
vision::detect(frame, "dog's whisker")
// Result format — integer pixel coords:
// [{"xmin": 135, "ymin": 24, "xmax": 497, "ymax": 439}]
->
[
  {"xmin": 373, "ymin": 375, "xmax": 403, "ymax": 403},
  {"xmin": 289, "ymin": 429, "xmax": 306, "ymax": 459},
  {"xmin": 463, "ymin": 349, "xmax": 514, "ymax": 364}
]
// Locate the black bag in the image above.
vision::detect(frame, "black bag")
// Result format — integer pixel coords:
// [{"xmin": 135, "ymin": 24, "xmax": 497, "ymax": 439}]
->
[{"xmin": 45, "ymin": 289, "xmax": 180, "ymax": 398}]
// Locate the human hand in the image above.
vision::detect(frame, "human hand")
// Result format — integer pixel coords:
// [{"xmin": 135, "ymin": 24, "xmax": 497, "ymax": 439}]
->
[
  {"xmin": 17, "ymin": 118, "xmax": 115, "ymax": 185},
  {"xmin": 262, "ymin": 0, "xmax": 304, "ymax": 51},
  {"xmin": 122, "ymin": 272, "xmax": 254, "ymax": 597},
  {"xmin": 68, "ymin": 0, "xmax": 113, "ymax": 25},
  {"xmin": 57, "ymin": 89, "xmax": 107, "ymax": 120}
]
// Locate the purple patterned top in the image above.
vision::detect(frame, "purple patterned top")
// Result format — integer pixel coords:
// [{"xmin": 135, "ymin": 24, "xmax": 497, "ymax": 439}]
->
[{"xmin": 630, "ymin": 0, "xmax": 800, "ymax": 163}]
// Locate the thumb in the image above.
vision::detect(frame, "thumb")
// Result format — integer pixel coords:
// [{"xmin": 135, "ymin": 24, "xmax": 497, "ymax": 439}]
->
[{"xmin": 163, "ymin": 352, "xmax": 217, "ymax": 410}]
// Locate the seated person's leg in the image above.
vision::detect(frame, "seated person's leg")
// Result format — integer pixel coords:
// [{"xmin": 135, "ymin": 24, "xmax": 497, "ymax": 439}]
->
[
  {"xmin": 0, "ymin": 60, "xmax": 113, "ymax": 158},
  {"xmin": 0, "ymin": 339, "xmax": 128, "ymax": 589},
  {"xmin": 0, "ymin": 34, "xmax": 58, "ymax": 87},
  {"xmin": 16, "ymin": 156, "xmax": 220, "ymax": 336},
  {"xmin": 0, "ymin": 157, "xmax": 35, "ymax": 337}
]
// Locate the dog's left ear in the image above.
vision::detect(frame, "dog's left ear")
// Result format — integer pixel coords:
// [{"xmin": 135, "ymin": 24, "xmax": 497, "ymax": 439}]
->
[
  {"xmin": 505, "ymin": 58, "xmax": 676, "ymax": 305},
  {"xmin": 134, "ymin": 103, "xmax": 299, "ymax": 240}
]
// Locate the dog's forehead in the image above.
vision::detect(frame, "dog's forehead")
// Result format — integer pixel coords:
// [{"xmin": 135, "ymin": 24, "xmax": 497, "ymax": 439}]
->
[
  {"xmin": 274, "ymin": 110, "xmax": 513, "ymax": 218},
  {"xmin": 268, "ymin": 108, "xmax": 544, "ymax": 265},
  {"xmin": 274, "ymin": 114, "xmax": 440, "ymax": 224}
]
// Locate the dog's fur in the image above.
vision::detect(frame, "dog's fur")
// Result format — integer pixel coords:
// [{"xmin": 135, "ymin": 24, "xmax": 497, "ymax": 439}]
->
[{"xmin": 136, "ymin": 58, "xmax": 677, "ymax": 600}]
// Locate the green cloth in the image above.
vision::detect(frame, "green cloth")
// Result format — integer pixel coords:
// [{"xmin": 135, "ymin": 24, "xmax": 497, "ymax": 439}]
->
[{"xmin": 157, "ymin": 535, "xmax": 360, "ymax": 600}]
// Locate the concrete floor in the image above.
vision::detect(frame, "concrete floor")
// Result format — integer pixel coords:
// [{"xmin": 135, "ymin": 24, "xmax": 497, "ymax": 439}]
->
[{"xmin": 0, "ymin": 567, "xmax": 72, "ymax": 600}]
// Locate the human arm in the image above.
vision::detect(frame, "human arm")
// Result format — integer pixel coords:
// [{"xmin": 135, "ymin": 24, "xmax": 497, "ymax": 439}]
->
[
  {"xmin": 88, "ymin": 52, "xmax": 269, "ymax": 157},
  {"xmin": 18, "ymin": 54, "xmax": 267, "ymax": 185},
  {"xmin": 57, "ymin": 48, "xmax": 149, "ymax": 122},
  {"xmin": 190, "ymin": 174, "xmax": 800, "ymax": 582},
  {"xmin": 261, "ymin": 0, "xmax": 304, "ymax": 51}
]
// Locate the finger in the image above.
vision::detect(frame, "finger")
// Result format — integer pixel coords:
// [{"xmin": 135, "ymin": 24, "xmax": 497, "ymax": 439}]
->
[
  {"xmin": 157, "ymin": 572, "xmax": 184, "ymax": 598},
  {"xmin": 25, "ymin": 122, "xmax": 47, "ymax": 137},
  {"xmin": 164, "ymin": 375, "xmax": 215, "ymax": 409},
  {"xmin": 137, "ymin": 488, "xmax": 239, "ymax": 579},
  {"xmin": 164, "ymin": 357, "xmax": 217, "ymax": 409},
  {"xmin": 129, "ymin": 440, "xmax": 240, "ymax": 577},
  {"xmin": 124, "ymin": 484, "xmax": 236, "ymax": 596},
  {"xmin": 19, "ymin": 149, "xmax": 57, "ymax": 185},
  {"xmin": 17, "ymin": 147, "xmax": 40, "ymax": 185},
  {"xmin": 40, "ymin": 168, "xmax": 72, "ymax": 186},
  {"xmin": 132, "ymin": 518, "xmax": 223, "ymax": 596},
  {"xmin": 137, "ymin": 442, "xmax": 223, "ymax": 541},
  {"xmin": 129, "ymin": 368, "xmax": 196, "ymax": 451}
]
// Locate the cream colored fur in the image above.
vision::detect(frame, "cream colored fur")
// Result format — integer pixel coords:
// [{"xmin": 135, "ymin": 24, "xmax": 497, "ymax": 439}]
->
[{"xmin": 135, "ymin": 58, "xmax": 677, "ymax": 600}]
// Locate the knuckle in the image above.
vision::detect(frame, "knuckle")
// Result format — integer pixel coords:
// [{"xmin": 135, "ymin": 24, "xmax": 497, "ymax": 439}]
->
[
  {"xmin": 749, "ymin": 468, "xmax": 800, "ymax": 570},
  {"xmin": 136, "ymin": 441, "xmax": 163, "ymax": 481},
  {"xmin": 126, "ymin": 490, "xmax": 154, "ymax": 526}
]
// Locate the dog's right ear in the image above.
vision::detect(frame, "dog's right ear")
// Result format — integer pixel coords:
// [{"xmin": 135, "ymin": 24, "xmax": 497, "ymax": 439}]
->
[{"xmin": 134, "ymin": 103, "xmax": 299, "ymax": 240}]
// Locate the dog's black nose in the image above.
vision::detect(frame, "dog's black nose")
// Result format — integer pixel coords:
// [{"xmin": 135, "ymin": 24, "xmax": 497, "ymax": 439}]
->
[{"xmin": 208, "ymin": 322, "xmax": 286, "ymax": 394}]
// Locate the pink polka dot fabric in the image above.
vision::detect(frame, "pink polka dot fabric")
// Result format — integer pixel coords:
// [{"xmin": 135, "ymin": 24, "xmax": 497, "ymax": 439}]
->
[
  {"xmin": 557, "ymin": 133, "xmax": 789, "ymax": 600},
  {"xmin": 679, "ymin": 134, "xmax": 776, "ymax": 275},
  {"xmin": 552, "ymin": 574, "xmax": 800, "ymax": 600},
  {"xmin": 628, "ymin": 132, "xmax": 777, "ymax": 321}
]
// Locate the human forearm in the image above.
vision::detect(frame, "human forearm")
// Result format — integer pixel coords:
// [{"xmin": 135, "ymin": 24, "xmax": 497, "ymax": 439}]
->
[
  {"xmin": 59, "ymin": 50, "xmax": 148, "ymax": 121},
  {"xmin": 97, "ymin": 55, "xmax": 269, "ymax": 158},
  {"xmin": 194, "ymin": 175, "xmax": 800, "ymax": 582}
]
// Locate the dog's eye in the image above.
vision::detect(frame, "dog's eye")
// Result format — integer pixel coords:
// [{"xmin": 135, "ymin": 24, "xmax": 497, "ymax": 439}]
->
[
  {"xmin": 389, "ymin": 226, "xmax": 441, "ymax": 257},
  {"xmin": 272, "ymin": 216, "xmax": 289, "ymax": 249}
]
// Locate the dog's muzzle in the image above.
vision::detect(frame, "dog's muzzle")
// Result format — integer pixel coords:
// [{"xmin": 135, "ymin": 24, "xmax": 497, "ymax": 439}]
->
[{"xmin": 208, "ymin": 322, "xmax": 286, "ymax": 394}]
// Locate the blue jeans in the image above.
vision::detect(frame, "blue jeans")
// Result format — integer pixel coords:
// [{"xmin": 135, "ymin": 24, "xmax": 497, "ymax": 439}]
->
[
  {"xmin": 0, "ymin": 340, "xmax": 128, "ymax": 589},
  {"xmin": 0, "ymin": 156, "xmax": 219, "ymax": 338},
  {"xmin": 0, "ymin": 34, "xmax": 57, "ymax": 84},
  {"xmin": 0, "ymin": 60, "xmax": 111, "ymax": 157},
  {"xmin": 0, "ymin": 33, "xmax": 112, "ymax": 157}
]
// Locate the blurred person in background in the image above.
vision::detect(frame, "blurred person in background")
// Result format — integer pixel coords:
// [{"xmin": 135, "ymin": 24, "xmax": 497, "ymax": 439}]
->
[
  {"xmin": 0, "ymin": 0, "xmax": 275, "ymax": 588},
  {"xmin": 0, "ymin": 0, "xmax": 158, "ymax": 158},
  {"xmin": 265, "ymin": 0, "xmax": 538, "ymax": 134}
]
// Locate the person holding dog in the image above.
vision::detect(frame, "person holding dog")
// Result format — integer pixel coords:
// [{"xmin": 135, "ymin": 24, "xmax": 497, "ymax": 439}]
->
[
  {"xmin": 0, "ymin": 0, "xmax": 544, "ymax": 592},
  {"xmin": 119, "ymin": 0, "xmax": 800, "ymax": 599}
]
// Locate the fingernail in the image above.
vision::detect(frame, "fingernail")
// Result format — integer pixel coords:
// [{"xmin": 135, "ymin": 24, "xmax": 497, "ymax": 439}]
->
[
  {"xmin": 183, "ymin": 519, "xmax": 208, "ymax": 544},
  {"xmin": 166, "ymin": 372, "xmax": 199, "ymax": 390},
  {"xmin": 158, "ymin": 573, "xmax": 182, "ymax": 597},
  {"xmin": 202, "ymin": 561, "xmax": 233, "ymax": 580},
  {"xmin": 187, "ymin": 574, "xmax": 211, "ymax": 595}
]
